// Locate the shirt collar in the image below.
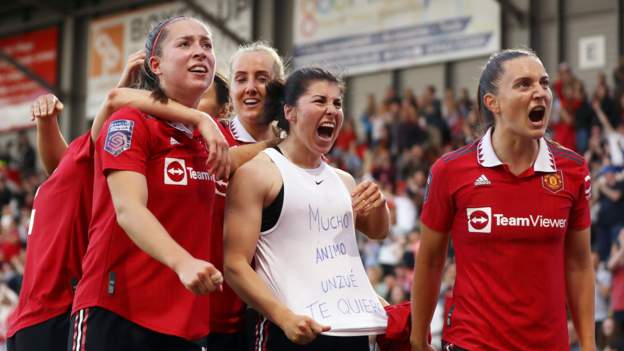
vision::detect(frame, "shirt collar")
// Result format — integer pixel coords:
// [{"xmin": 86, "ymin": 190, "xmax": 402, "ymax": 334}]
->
[
  {"xmin": 477, "ymin": 127, "xmax": 556, "ymax": 172},
  {"xmin": 229, "ymin": 116, "xmax": 257, "ymax": 143},
  {"xmin": 166, "ymin": 121, "xmax": 194, "ymax": 138}
]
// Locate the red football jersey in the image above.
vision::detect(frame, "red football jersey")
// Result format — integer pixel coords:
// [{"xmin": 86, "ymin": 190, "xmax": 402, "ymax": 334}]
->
[
  {"xmin": 205, "ymin": 118, "xmax": 246, "ymax": 333},
  {"xmin": 421, "ymin": 128, "xmax": 591, "ymax": 350},
  {"xmin": 72, "ymin": 108, "xmax": 216, "ymax": 340},
  {"xmin": 8, "ymin": 133, "xmax": 93, "ymax": 337}
]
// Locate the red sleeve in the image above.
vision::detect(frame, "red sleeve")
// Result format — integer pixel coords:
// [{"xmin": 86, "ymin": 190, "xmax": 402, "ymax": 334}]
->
[
  {"xmin": 98, "ymin": 107, "xmax": 150, "ymax": 175},
  {"xmin": 569, "ymin": 161, "xmax": 591, "ymax": 231},
  {"xmin": 420, "ymin": 159, "xmax": 455, "ymax": 233},
  {"xmin": 217, "ymin": 118, "xmax": 239, "ymax": 146}
]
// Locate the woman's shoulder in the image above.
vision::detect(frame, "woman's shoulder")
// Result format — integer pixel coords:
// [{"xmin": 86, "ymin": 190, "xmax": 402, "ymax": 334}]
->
[{"xmin": 234, "ymin": 152, "xmax": 279, "ymax": 182}]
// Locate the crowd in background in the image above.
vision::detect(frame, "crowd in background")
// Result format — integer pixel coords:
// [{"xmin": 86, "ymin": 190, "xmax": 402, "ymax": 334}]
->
[
  {"xmin": 0, "ymin": 59, "xmax": 622, "ymax": 349},
  {"xmin": 328, "ymin": 60, "xmax": 624, "ymax": 349}
]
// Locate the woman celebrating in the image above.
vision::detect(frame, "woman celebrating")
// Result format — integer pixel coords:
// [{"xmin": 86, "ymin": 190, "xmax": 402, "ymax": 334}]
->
[
  {"xmin": 227, "ymin": 42, "xmax": 285, "ymax": 143},
  {"xmin": 224, "ymin": 68, "xmax": 389, "ymax": 350},
  {"xmin": 71, "ymin": 16, "xmax": 222, "ymax": 351},
  {"xmin": 410, "ymin": 48, "xmax": 594, "ymax": 350}
]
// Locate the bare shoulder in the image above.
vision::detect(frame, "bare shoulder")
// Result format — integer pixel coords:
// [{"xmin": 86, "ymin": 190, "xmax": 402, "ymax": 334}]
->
[
  {"xmin": 332, "ymin": 166, "xmax": 356, "ymax": 191},
  {"xmin": 229, "ymin": 152, "xmax": 282, "ymax": 200}
]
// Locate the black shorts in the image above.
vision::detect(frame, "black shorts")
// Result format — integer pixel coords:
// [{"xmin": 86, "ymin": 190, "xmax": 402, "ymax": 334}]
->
[
  {"xmin": 206, "ymin": 331, "xmax": 245, "ymax": 351},
  {"xmin": 7, "ymin": 311, "xmax": 70, "ymax": 351},
  {"xmin": 245, "ymin": 309, "xmax": 368, "ymax": 351},
  {"xmin": 68, "ymin": 307, "xmax": 206, "ymax": 351}
]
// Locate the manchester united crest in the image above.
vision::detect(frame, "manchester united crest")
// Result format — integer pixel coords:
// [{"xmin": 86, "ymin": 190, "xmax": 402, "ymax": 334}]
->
[{"xmin": 542, "ymin": 171, "xmax": 564, "ymax": 193}]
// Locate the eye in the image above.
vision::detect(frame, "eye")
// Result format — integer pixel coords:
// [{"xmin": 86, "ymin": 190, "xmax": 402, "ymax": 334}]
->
[
  {"xmin": 257, "ymin": 75, "xmax": 269, "ymax": 83},
  {"xmin": 334, "ymin": 100, "xmax": 342, "ymax": 109},
  {"xmin": 515, "ymin": 78, "xmax": 531, "ymax": 89},
  {"xmin": 540, "ymin": 78, "xmax": 550, "ymax": 87},
  {"xmin": 178, "ymin": 40, "xmax": 190, "ymax": 48},
  {"xmin": 201, "ymin": 41, "xmax": 213, "ymax": 49},
  {"xmin": 234, "ymin": 75, "xmax": 247, "ymax": 84}
]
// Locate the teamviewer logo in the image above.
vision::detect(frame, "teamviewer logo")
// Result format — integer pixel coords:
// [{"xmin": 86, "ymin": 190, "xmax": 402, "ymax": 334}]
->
[
  {"xmin": 164, "ymin": 158, "xmax": 187, "ymax": 185},
  {"xmin": 467, "ymin": 207, "xmax": 491, "ymax": 233}
]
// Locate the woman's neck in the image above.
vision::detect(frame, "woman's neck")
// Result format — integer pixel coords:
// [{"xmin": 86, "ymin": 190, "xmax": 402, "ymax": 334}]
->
[
  {"xmin": 279, "ymin": 136, "xmax": 322, "ymax": 169},
  {"xmin": 239, "ymin": 117, "xmax": 273, "ymax": 142},
  {"xmin": 491, "ymin": 127, "xmax": 539, "ymax": 176}
]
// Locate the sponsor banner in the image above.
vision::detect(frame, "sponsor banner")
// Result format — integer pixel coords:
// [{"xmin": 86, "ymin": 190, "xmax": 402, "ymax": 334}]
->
[
  {"xmin": 293, "ymin": 0, "xmax": 500, "ymax": 75},
  {"xmin": 0, "ymin": 27, "xmax": 58, "ymax": 131},
  {"xmin": 86, "ymin": 0, "xmax": 252, "ymax": 117}
]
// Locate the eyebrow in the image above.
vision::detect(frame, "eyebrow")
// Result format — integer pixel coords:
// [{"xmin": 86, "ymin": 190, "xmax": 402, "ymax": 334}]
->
[
  {"xmin": 234, "ymin": 70, "xmax": 270, "ymax": 76},
  {"xmin": 512, "ymin": 74, "xmax": 549, "ymax": 83},
  {"xmin": 311, "ymin": 94, "xmax": 342, "ymax": 100},
  {"xmin": 175, "ymin": 35, "xmax": 211, "ymax": 41}
]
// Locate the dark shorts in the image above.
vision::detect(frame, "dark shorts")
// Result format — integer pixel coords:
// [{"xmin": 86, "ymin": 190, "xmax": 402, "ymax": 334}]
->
[
  {"xmin": 68, "ymin": 307, "xmax": 205, "ymax": 351},
  {"xmin": 245, "ymin": 309, "xmax": 368, "ymax": 351},
  {"xmin": 206, "ymin": 331, "xmax": 244, "ymax": 351},
  {"xmin": 8, "ymin": 311, "xmax": 70, "ymax": 351}
]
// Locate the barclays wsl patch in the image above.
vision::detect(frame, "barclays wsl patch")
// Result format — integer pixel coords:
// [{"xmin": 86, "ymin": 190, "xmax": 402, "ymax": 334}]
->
[{"xmin": 105, "ymin": 120, "xmax": 134, "ymax": 156}]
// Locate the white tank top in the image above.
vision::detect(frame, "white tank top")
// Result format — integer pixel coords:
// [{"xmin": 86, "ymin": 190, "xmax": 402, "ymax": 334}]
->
[{"xmin": 255, "ymin": 148, "xmax": 388, "ymax": 336}]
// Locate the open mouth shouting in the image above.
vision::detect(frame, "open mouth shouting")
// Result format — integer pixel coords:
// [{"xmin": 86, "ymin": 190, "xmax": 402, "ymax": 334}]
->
[
  {"xmin": 528, "ymin": 105, "xmax": 546, "ymax": 127},
  {"xmin": 317, "ymin": 121, "xmax": 336, "ymax": 142}
]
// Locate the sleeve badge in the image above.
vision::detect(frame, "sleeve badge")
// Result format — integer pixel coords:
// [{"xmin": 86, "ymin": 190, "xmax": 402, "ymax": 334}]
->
[{"xmin": 104, "ymin": 120, "xmax": 134, "ymax": 156}]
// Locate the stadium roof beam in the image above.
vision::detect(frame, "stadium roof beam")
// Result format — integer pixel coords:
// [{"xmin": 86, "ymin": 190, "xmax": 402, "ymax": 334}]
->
[
  {"xmin": 0, "ymin": 49, "xmax": 62, "ymax": 97},
  {"xmin": 179, "ymin": 0, "xmax": 246, "ymax": 45},
  {"xmin": 14, "ymin": 0, "xmax": 68, "ymax": 17},
  {"xmin": 495, "ymin": 0, "xmax": 527, "ymax": 26}
]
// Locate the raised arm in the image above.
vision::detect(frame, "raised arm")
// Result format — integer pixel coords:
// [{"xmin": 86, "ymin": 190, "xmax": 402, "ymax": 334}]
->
[
  {"xmin": 564, "ymin": 227, "xmax": 595, "ymax": 351},
  {"xmin": 31, "ymin": 94, "xmax": 67, "ymax": 175},
  {"xmin": 91, "ymin": 50, "xmax": 146, "ymax": 141},
  {"xmin": 102, "ymin": 87, "xmax": 231, "ymax": 179},
  {"xmin": 592, "ymin": 100, "xmax": 615, "ymax": 134},
  {"xmin": 410, "ymin": 224, "xmax": 450, "ymax": 351},
  {"xmin": 107, "ymin": 170, "xmax": 222, "ymax": 295},
  {"xmin": 224, "ymin": 158, "xmax": 329, "ymax": 344}
]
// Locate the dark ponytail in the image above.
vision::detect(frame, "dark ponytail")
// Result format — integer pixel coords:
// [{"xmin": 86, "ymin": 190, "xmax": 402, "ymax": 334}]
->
[{"xmin": 263, "ymin": 79, "xmax": 288, "ymax": 131}]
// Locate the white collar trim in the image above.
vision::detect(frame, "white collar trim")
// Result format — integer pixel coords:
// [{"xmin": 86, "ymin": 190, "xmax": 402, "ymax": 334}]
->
[
  {"xmin": 229, "ymin": 116, "xmax": 257, "ymax": 143},
  {"xmin": 477, "ymin": 127, "xmax": 556, "ymax": 172}
]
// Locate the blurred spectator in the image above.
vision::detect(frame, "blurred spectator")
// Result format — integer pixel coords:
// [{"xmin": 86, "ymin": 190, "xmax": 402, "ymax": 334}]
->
[
  {"xmin": 600, "ymin": 317, "xmax": 624, "ymax": 350},
  {"xmin": 553, "ymin": 62, "xmax": 578, "ymax": 108},
  {"xmin": 457, "ymin": 87, "xmax": 473, "ymax": 117},
  {"xmin": 377, "ymin": 236, "xmax": 404, "ymax": 277},
  {"xmin": 396, "ymin": 99, "xmax": 427, "ymax": 153},
  {"xmin": 594, "ymin": 99, "xmax": 624, "ymax": 167},
  {"xmin": 595, "ymin": 168, "xmax": 624, "ymax": 261},
  {"xmin": 333, "ymin": 117, "xmax": 358, "ymax": 153},
  {"xmin": 608, "ymin": 228, "xmax": 624, "ymax": 330},
  {"xmin": 361, "ymin": 94, "xmax": 376, "ymax": 144},
  {"xmin": 391, "ymin": 184, "xmax": 417, "ymax": 237},
  {"xmin": 15, "ymin": 133, "xmax": 35, "ymax": 177},
  {"xmin": 614, "ymin": 56, "xmax": 624, "ymax": 95},
  {"xmin": 594, "ymin": 251, "xmax": 612, "ymax": 348},
  {"xmin": 573, "ymin": 82, "xmax": 595, "ymax": 154},
  {"xmin": 0, "ymin": 282, "xmax": 17, "ymax": 345}
]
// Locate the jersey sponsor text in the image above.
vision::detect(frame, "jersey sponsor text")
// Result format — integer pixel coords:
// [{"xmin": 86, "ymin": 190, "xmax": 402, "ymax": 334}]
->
[{"xmin": 467, "ymin": 207, "xmax": 567, "ymax": 233}]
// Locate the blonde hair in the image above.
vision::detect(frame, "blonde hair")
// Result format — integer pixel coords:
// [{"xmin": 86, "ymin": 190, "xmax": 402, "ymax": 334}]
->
[{"xmin": 228, "ymin": 41, "xmax": 285, "ymax": 81}]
